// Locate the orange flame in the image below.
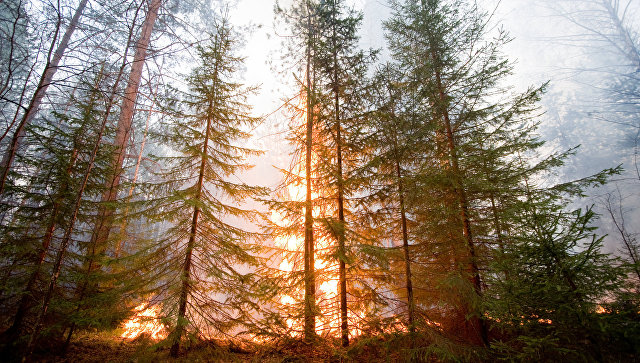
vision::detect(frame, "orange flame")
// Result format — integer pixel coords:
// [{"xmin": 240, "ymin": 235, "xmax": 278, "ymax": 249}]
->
[
  {"xmin": 121, "ymin": 303, "xmax": 168, "ymax": 340},
  {"xmin": 270, "ymin": 85, "xmax": 349, "ymax": 338}
]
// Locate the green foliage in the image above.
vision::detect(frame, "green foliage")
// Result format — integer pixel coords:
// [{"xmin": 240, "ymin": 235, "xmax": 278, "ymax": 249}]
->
[{"xmin": 140, "ymin": 17, "xmax": 265, "ymax": 345}]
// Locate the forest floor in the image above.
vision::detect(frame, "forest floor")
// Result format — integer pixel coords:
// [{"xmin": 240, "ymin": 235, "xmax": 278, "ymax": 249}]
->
[{"xmin": 29, "ymin": 331, "xmax": 404, "ymax": 363}]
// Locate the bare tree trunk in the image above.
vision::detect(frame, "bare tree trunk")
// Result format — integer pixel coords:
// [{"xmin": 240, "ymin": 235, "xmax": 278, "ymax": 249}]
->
[
  {"xmin": 603, "ymin": 189, "xmax": 640, "ymax": 283},
  {"xmin": 115, "ymin": 90, "xmax": 154, "ymax": 258},
  {"xmin": 0, "ymin": 0, "xmax": 88, "ymax": 194},
  {"xmin": 92, "ymin": 0, "xmax": 162, "ymax": 260},
  {"xmin": 600, "ymin": 0, "xmax": 640, "ymax": 70},
  {"xmin": 392, "ymin": 134, "xmax": 414, "ymax": 333},
  {"xmin": 303, "ymin": 0, "xmax": 316, "ymax": 341}
]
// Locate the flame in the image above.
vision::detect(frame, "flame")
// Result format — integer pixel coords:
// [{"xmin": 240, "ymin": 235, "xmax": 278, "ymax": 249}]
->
[
  {"xmin": 270, "ymin": 85, "xmax": 347, "ymax": 338},
  {"xmin": 121, "ymin": 303, "xmax": 168, "ymax": 340}
]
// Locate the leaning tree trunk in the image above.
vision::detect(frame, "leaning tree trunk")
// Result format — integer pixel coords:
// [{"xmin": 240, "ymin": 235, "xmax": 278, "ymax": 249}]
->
[
  {"xmin": 169, "ymin": 95, "xmax": 214, "ymax": 358},
  {"xmin": 432, "ymin": 52, "xmax": 488, "ymax": 347},
  {"xmin": 0, "ymin": 0, "xmax": 88, "ymax": 194},
  {"xmin": 92, "ymin": 0, "xmax": 162, "ymax": 261},
  {"xmin": 420, "ymin": 0, "xmax": 487, "ymax": 344},
  {"xmin": 391, "ymin": 131, "xmax": 415, "ymax": 334},
  {"xmin": 19, "ymin": 20, "xmax": 139, "ymax": 358}
]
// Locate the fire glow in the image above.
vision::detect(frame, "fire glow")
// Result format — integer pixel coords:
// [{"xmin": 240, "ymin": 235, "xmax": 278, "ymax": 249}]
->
[
  {"xmin": 270, "ymin": 89, "xmax": 345, "ymax": 337},
  {"xmin": 120, "ymin": 303, "xmax": 168, "ymax": 340},
  {"xmin": 271, "ymin": 175, "xmax": 343, "ymax": 336}
]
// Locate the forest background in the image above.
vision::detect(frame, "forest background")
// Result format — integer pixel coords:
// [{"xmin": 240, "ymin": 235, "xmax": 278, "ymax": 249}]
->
[{"xmin": 0, "ymin": 0, "xmax": 639, "ymax": 361}]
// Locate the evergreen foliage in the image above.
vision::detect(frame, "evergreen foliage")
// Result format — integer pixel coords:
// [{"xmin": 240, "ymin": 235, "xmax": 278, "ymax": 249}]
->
[
  {"xmin": 140, "ymin": 18, "xmax": 264, "ymax": 356},
  {"xmin": 0, "ymin": 0, "xmax": 637, "ymax": 361}
]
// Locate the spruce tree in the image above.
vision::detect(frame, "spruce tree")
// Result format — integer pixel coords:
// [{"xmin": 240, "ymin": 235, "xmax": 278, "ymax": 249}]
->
[
  {"xmin": 267, "ymin": 0, "xmax": 322, "ymax": 341},
  {"xmin": 141, "ymin": 19, "xmax": 264, "ymax": 357},
  {"xmin": 383, "ymin": 0, "xmax": 627, "ymax": 356},
  {"xmin": 360, "ymin": 64, "xmax": 426, "ymax": 334},
  {"xmin": 268, "ymin": 0, "xmax": 378, "ymax": 344},
  {"xmin": 312, "ymin": 0, "xmax": 377, "ymax": 346}
]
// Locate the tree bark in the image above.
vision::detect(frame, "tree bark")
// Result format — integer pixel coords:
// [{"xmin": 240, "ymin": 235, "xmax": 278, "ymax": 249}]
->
[
  {"xmin": 303, "ymin": 0, "xmax": 317, "ymax": 341},
  {"xmin": 170, "ymin": 36, "xmax": 217, "ymax": 357},
  {"xmin": 92, "ymin": 0, "xmax": 162, "ymax": 260},
  {"xmin": 0, "ymin": 0, "xmax": 88, "ymax": 194},
  {"xmin": 115, "ymin": 90, "xmax": 154, "ymax": 258},
  {"xmin": 392, "ymin": 136, "xmax": 414, "ymax": 334}
]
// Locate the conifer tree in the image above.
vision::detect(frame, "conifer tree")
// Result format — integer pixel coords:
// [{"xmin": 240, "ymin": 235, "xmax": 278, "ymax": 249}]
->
[
  {"xmin": 141, "ymin": 19, "xmax": 263, "ymax": 356},
  {"xmin": 360, "ymin": 64, "xmax": 426, "ymax": 334},
  {"xmin": 384, "ymin": 0, "xmax": 626, "ymax": 353},
  {"xmin": 268, "ymin": 0, "xmax": 321, "ymax": 341},
  {"xmin": 268, "ymin": 0, "xmax": 378, "ymax": 344},
  {"xmin": 313, "ymin": 0, "xmax": 378, "ymax": 346}
]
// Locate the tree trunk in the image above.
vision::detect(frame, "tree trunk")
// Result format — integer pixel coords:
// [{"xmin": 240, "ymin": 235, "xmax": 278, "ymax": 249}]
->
[
  {"xmin": 328, "ymin": 1, "xmax": 349, "ymax": 347},
  {"xmin": 0, "ymin": 0, "xmax": 88, "ymax": 194},
  {"xmin": 115, "ymin": 92, "xmax": 154, "ymax": 258},
  {"xmin": 92, "ymin": 0, "xmax": 162, "ymax": 260},
  {"xmin": 393, "ymin": 144, "xmax": 414, "ymax": 334},
  {"xmin": 3, "ymin": 148, "xmax": 78, "ymax": 344},
  {"xmin": 303, "ymin": 0, "xmax": 317, "ymax": 341},
  {"xmin": 433, "ymin": 60, "xmax": 488, "ymax": 347},
  {"xmin": 170, "ymin": 40, "xmax": 216, "ymax": 357}
]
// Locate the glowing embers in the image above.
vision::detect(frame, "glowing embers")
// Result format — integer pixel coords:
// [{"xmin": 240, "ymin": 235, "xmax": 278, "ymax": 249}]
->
[{"xmin": 121, "ymin": 303, "xmax": 168, "ymax": 340}]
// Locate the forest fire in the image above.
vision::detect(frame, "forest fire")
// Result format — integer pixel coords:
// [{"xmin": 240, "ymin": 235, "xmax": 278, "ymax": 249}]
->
[
  {"xmin": 3, "ymin": 0, "xmax": 640, "ymax": 361},
  {"xmin": 121, "ymin": 303, "xmax": 168, "ymax": 341},
  {"xmin": 270, "ymin": 85, "xmax": 348, "ymax": 337},
  {"xmin": 271, "ymin": 175, "xmax": 343, "ymax": 336}
]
